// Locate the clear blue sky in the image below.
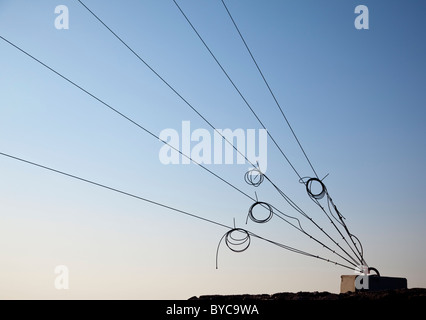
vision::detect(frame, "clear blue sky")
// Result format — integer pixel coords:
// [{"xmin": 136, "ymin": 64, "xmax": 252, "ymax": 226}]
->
[{"xmin": 0, "ymin": 0, "xmax": 425, "ymax": 299}]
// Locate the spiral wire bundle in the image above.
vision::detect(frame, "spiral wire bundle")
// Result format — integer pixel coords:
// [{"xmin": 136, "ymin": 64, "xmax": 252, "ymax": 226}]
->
[{"xmin": 0, "ymin": 0, "xmax": 378, "ymax": 275}]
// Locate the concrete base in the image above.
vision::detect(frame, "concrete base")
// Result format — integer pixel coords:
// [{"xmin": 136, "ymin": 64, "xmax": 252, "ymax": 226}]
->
[
  {"xmin": 341, "ymin": 275, "xmax": 358, "ymax": 293},
  {"xmin": 340, "ymin": 275, "xmax": 407, "ymax": 293}
]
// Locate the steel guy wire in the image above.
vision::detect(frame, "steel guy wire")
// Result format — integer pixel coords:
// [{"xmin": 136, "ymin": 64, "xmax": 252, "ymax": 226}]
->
[
  {"xmin": 245, "ymin": 168, "xmax": 360, "ymax": 267},
  {"xmin": 9, "ymin": 3, "xmax": 361, "ymax": 267},
  {"xmin": 303, "ymin": 177, "xmax": 367, "ymax": 266},
  {"xmin": 172, "ymin": 0, "xmax": 366, "ymax": 267},
  {"xmin": 0, "ymin": 151, "xmax": 354, "ymax": 271},
  {"xmin": 221, "ymin": 0, "xmax": 319, "ymax": 179},
  {"xmin": 0, "ymin": 35, "xmax": 355, "ymax": 267},
  {"xmin": 173, "ymin": 0, "xmax": 303, "ymax": 180}
]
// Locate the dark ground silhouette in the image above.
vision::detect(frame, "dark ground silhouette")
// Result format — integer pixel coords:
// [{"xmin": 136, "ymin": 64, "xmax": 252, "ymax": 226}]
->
[{"xmin": 189, "ymin": 288, "xmax": 426, "ymax": 301}]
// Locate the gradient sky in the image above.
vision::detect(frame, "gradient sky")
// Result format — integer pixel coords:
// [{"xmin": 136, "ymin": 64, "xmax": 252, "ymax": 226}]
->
[{"xmin": 0, "ymin": 0, "xmax": 425, "ymax": 299}]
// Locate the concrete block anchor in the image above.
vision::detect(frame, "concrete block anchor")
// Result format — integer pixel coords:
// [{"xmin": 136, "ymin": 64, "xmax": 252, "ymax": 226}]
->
[{"xmin": 340, "ymin": 274, "xmax": 407, "ymax": 293}]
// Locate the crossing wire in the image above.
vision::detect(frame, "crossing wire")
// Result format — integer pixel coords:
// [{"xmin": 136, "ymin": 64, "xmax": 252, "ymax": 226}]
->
[
  {"xmin": 304, "ymin": 178, "xmax": 367, "ymax": 266},
  {"xmin": 72, "ymin": 2, "xmax": 362, "ymax": 266},
  {"xmin": 221, "ymin": 0, "xmax": 319, "ymax": 179},
  {"xmin": 0, "ymin": 34, "xmax": 253, "ymax": 202},
  {"xmin": 5, "ymin": 0, "xmax": 362, "ymax": 267},
  {"xmin": 0, "ymin": 35, "xmax": 357, "ymax": 267},
  {"xmin": 0, "ymin": 34, "xmax": 360, "ymax": 268},
  {"xmin": 76, "ymin": 0, "xmax": 258, "ymax": 171},
  {"xmin": 263, "ymin": 172, "xmax": 361, "ymax": 266},
  {"xmin": 172, "ymin": 1, "xmax": 361, "ymax": 266},
  {"xmin": 0, "ymin": 151, "xmax": 354, "ymax": 271},
  {"xmin": 220, "ymin": 0, "xmax": 367, "ymax": 266},
  {"xmin": 173, "ymin": 0, "xmax": 302, "ymax": 180}
]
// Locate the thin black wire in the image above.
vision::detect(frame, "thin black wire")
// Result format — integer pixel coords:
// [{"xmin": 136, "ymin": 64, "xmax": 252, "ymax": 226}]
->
[
  {"xmin": 90, "ymin": 0, "xmax": 361, "ymax": 270},
  {"xmin": 1, "ymin": 21, "xmax": 360, "ymax": 269},
  {"xmin": 76, "ymin": 0, "xmax": 257, "ymax": 171},
  {"xmin": 221, "ymin": 0, "xmax": 318, "ymax": 179},
  {"xmin": 0, "ymin": 36, "xmax": 296, "ymax": 230},
  {"xmin": 0, "ymin": 151, "xmax": 353, "ymax": 271},
  {"xmin": 327, "ymin": 195, "xmax": 366, "ymax": 266},
  {"xmin": 264, "ymin": 175, "xmax": 360, "ymax": 266},
  {"xmin": 1, "ymin": 4, "xmax": 363, "ymax": 271},
  {"xmin": 304, "ymin": 177, "xmax": 367, "ymax": 266},
  {"xmin": 0, "ymin": 151, "xmax": 229, "ymax": 229},
  {"xmin": 244, "ymin": 167, "xmax": 360, "ymax": 267},
  {"xmin": 314, "ymin": 197, "xmax": 365, "ymax": 266},
  {"xmin": 0, "ymin": 34, "xmax": 343, "ymax": 266},
  {"xmin": 216, "ymin": 228, "xmax": 250, "ymax": 268},
  {"xmin": 327, "ymin": 195, "xmax": 345, "ymax": 227},
  {"xmin": 0, "ymin": 33, "xmax": 358, "ymax": 268},
  {"xmin": 244, "ymin": 168, "xmax": 264, "ymax": 187},
  {"xmin": 169, "ymin": 2, "xmax": 361, "ymax": 267},
  {"xmin": 216, "ymin": 227, "xmax": 354, "ymax": 271},
  {"xmin": 218, "ymin": 0, "xmax": 366, "ymax": 267},
  {"xmin": 222, "ymin": 3, "xmax": 370, "ymax": 265},
  {"xmin": 250, "ymin": 231, "xmax": 354, "ymax": 271},
  {"xmin": 172, "ymin": 1, "xmax": 361, "ymax": 267},
  {"xmin": 74, "ymin": 1, "xmax": 359, "ymax": 265},
  {"xmin": 246, "ymin": 201, "xmax": 273, "ymax": 224},
  {"xmin": 173, "ymin": 0, "xmax": 302, "ymax": 180},
  {"xmin": 0, "ymin": 34, "xmax": 254, "ymax": 203}
]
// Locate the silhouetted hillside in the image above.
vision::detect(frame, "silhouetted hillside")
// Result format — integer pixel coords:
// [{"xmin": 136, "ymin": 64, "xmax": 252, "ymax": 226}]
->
[{"xmin": 189, "ymin": 288, "xmax": 426, "ymax": 301}]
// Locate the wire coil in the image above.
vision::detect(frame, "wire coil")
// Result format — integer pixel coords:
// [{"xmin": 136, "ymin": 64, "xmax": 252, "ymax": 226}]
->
[
  {"xmin": 216, "ymin": 228, "xmax": 251, "ymax": 269},
  {"xmin": 244, "ymin": 168, "xmax": 264, "ymax": 187},
  {"xmin": 246, "ymin": 201, "xmax": 273, "ymax": 224},
  {"xmin": 302, "ymin": 176, "xmax": 367, "ymax": 266},
  {"xmin": 305, "ymin": 177, "xmax": 327, "ymax": 200},
  {"xmin": 225, "ymin": 228, "xmax": 251, "ymax": 252}
]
